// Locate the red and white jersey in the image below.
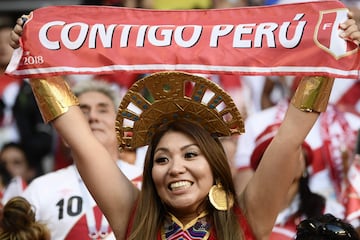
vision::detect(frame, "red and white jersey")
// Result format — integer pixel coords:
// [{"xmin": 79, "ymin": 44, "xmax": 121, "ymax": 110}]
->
[
  {"xmin": 235, "ymin": 101, "xmax": 360, "ymax": 201},
  {"xmin": 235, "ymin": 101, "xmax": 297, "ymax": 170},
  {"xmin": 22, "ymin": 160, "xmax": 142, "ymax": 240}
]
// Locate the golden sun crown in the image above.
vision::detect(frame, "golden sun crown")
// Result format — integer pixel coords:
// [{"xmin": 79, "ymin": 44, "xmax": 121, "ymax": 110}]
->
[{"xmin": 116, "ymin": 71, "xmax": 244, "ymax": 151}]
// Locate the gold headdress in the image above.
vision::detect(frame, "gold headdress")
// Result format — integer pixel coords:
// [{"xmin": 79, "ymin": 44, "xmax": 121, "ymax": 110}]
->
[{"xmin": 116, "ymin": 71, "xmax": 244, "ymax": 151}]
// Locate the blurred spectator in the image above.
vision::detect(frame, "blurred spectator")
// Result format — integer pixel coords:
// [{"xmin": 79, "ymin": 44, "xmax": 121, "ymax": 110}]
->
[
  {"xmin": 248, "ymin": 123, "xmax": 345, "ymax": 239},
  {"xmin": 52, "ymin": 74, "xmax": 144, "ymax": 170},
  {"xmin": 0, "ymin": 196, "xmax": 51, "ymax": 240},
  {"xmin": 234, "ymin": 99, "xmax": 360, "ymax": 195},
  {"xmin": 234, "ymin": 98, "xmax": 360, "ymax": 239},
  {"xmin": 0, "ymin": 16, "xmax": 54, "ymax": 177},
  {"xmin": 22, "ymin": 79, "xmax": 143, "ymax": 239},
  {"xmin": 3, "ymin": 80, "xmax": 55, "ymax": 177},
  {"xmin": 0, "ymin": 16, "xmax": 19, "ymax": 147},
  {"xmin": 343, "ymin": 130, "xmax": 360, "ymax": 235},
  {"xmin": 260, "ymin": 76, "xmax": 293, "ymax": 110},
  {"xmin": 0, "ymin": 16, "xmax": 13, "ymax": 76},
  {"xmin": 0, "ymin": 142, "xmax": 35, "ymax": 183},
  {"xmin": 0, "ymin": 160, "xmax": 27, "ymax": 205}
]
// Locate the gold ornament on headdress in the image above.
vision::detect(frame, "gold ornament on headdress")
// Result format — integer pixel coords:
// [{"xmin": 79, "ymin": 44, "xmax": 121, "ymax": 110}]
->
[
  {"xmin": 116, "ymin": 71, "xmax": 245, "ymax": 151},
  {"xmin": 209, "ymin": 182, "xmax": 234, "ymax": 211}
]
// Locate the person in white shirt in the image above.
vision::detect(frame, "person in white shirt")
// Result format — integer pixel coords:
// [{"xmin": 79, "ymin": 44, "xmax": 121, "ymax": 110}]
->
[{"xmin": 22, "ymin": 79, "xmax": 143, "ymax": 240}]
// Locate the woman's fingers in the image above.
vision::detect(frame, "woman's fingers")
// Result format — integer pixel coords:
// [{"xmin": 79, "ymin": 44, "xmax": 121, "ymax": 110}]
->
[
  {"xmin": 9, "ymin": 14, "xmax": 29, "ymax": 49},
  {"xmin": 340, "ymin": 17, "xmax": 360, "ymax": 46}
]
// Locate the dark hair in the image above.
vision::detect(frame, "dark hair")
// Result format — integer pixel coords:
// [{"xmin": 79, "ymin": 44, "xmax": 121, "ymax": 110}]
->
[
  {"xmin": 252, "ymin": 134, "xmax": 325, "ymax": 221},
  {"xmin": 128, "ymin": 120, "xmax": 243, "ymax": 240},
  {"xmin": 0, "ymin": 196, "xmax": 50, "ymax": 240},
  {"xmin": 0, "ymin": 162, "xmax": 12, "ymax": 187},
  {"xmin": 296, "ymin": 213, "xmax": 360, "ymax": 240},
  {"xmin": 1, "ymin": 142, "xmax": 26, "ymax": 154},
  {"xmin": 296, "ymin": 172, "xmax": 325, "ymax": 219},
  {"xmin": 0, "ymin": 141, "xmax": 30, "ymax": 169}
]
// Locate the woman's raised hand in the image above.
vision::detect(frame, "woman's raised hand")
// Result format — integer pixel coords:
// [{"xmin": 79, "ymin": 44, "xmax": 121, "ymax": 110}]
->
[{"xmin": 10, "ymin": 14, "xmax": 29, "ymax": 49}]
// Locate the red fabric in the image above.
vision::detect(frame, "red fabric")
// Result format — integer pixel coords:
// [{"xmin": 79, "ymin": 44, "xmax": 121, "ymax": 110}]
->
[
  {"xmin": 204, "ymin": 206, "xmax": 255, "ymax": 239},
  {"xmin": 6, "ymin": 1, "xmax": 360, "ymax": 79},
  {"xmin": 235, "ymin": 206, "xmax": 256, "ymax": 240},
  {"xmin": 310, "ymin": 148, "xmax": 327, "ymax": 174},
  {"xmin": 20, "ymin": 177, "xmax": 28, "ymax": 190},
  {"xmin": 250, "ymin": 123, "xmax": 314, "ymax": 170},
  {"xmin": 65, "ymin": 206, "xmax": 110, "ymax": 240},
  {"xmin": 0, "ymin": 74, "xmax": 20, "ymax": 97},
  {"xmin": 95, "ymin": 72, "xmax": 140, "ymax": 89},
  {"xmin": 218, "ymin": 74, "xmax": 242, "ymax": 90},
  {"xmin": 336, "ymin": 81, "xmax": 360, "ymax": 115}
]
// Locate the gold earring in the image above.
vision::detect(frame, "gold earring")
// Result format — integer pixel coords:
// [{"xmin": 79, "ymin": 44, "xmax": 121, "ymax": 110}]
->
[{"xmin": 208, "ymin": 182, "xmax": 234, "ymax": 211}]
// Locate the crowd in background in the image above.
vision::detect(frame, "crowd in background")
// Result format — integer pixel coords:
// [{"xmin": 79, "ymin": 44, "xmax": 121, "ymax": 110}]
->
[{"xmin": 0, "ymin": 0, "xmax": 359, "ymax": 239}]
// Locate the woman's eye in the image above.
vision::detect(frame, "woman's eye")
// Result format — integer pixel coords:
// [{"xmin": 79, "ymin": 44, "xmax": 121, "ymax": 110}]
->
[
  {"xmin": 98, "ymin": 108, "xmax": 110, "ymax": 114},
  {"xmin": 184, "ymin": 152, "xmax": 197, "ymax": 159},
  {"xmin": 154, "ymin": 157, "xmax": 168, "ymax": 164}
]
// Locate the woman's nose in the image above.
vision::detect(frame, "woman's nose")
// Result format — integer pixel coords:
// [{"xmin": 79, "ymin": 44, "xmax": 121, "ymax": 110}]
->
[
  {"xmin": 88, "ymin": 110, "xmax": 99, "ymax": 122},
  {"xmin": 168, "ymin": 157, "xmax": 186, "ymax": 175}
]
